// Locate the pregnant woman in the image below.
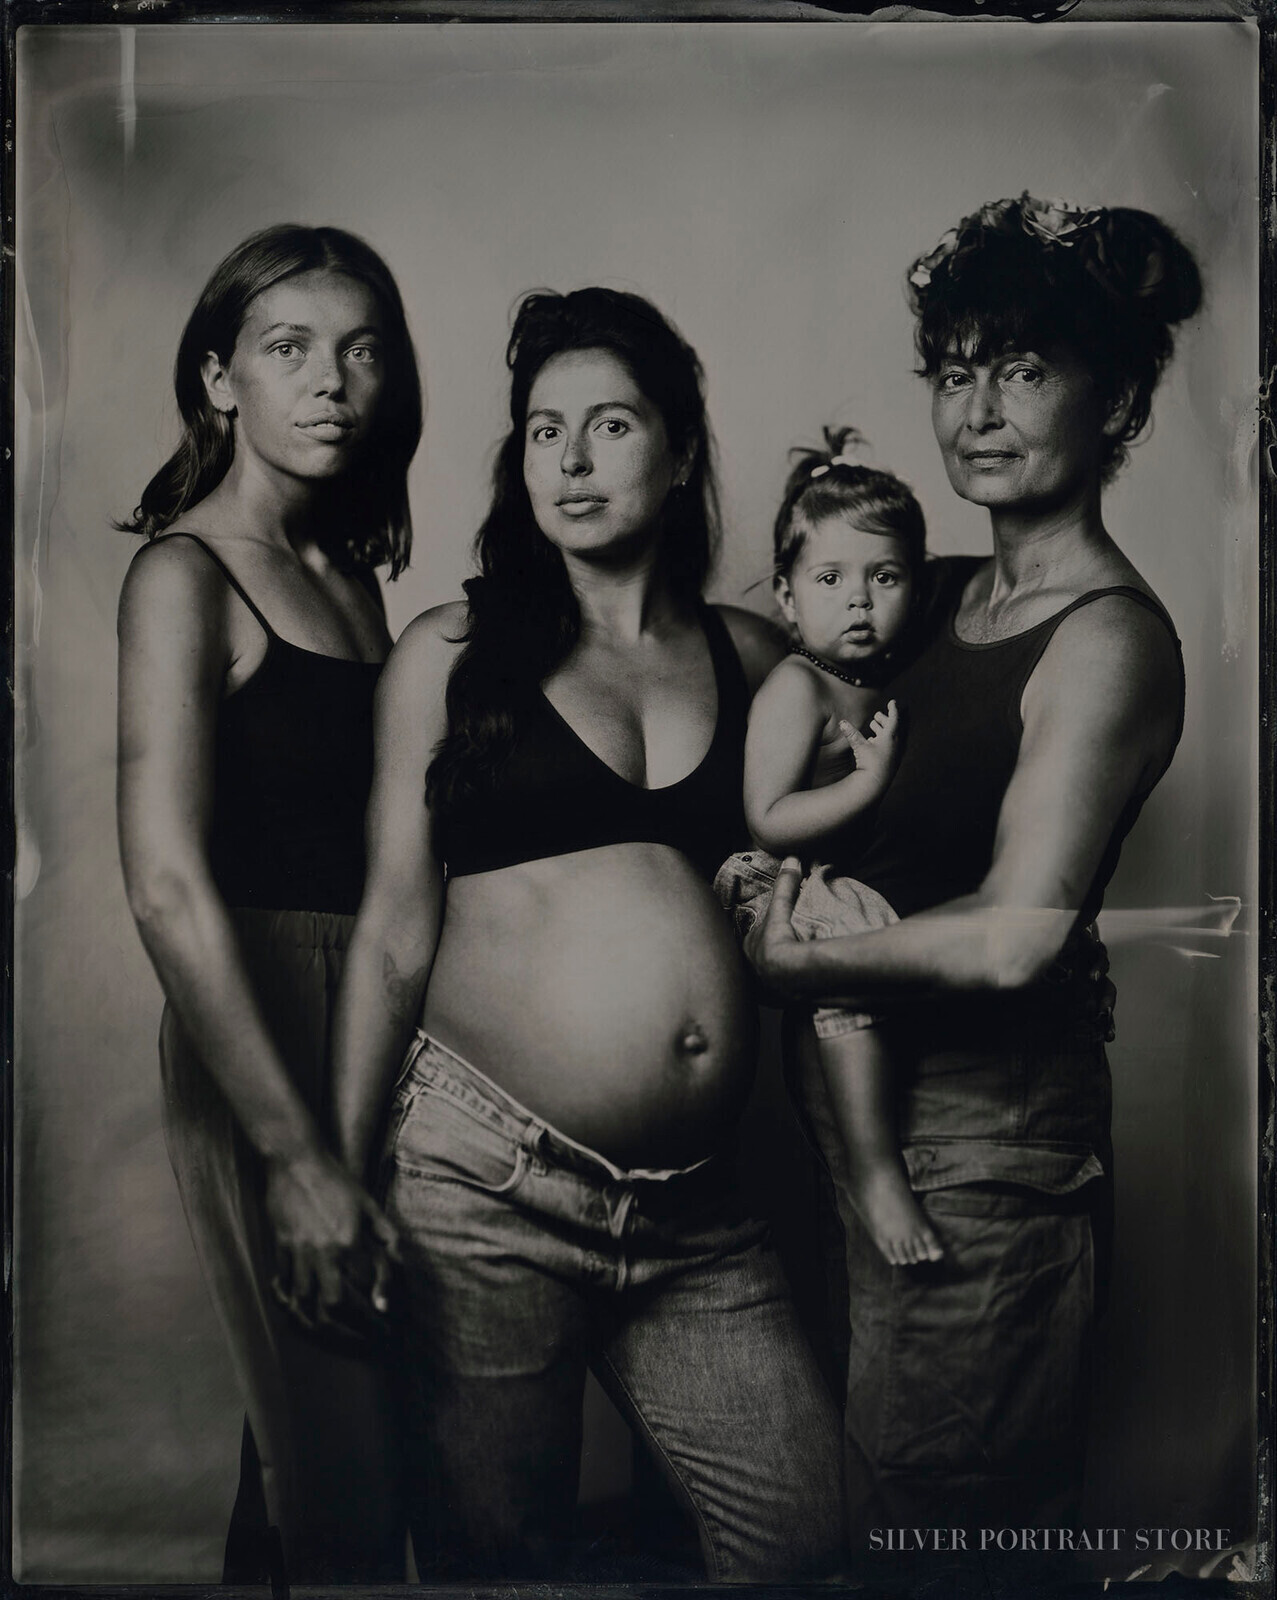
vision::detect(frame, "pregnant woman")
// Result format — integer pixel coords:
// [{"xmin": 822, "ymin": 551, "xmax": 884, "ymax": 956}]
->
[
  {"xmin": 117, "ymin": 224, "xmax": 421, "ymax": 1582},
  {"xmin": 750, "ymin": 196, "xmax": 1201, "ymax": 1544},
  {"xmin": 333, "ymin": 286, "xmax": 843, "ymax": 1582}
]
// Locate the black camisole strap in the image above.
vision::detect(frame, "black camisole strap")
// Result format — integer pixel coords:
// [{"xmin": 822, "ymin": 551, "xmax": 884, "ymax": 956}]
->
[
  {"xmin": 1007, "ymin": 583, "xmax": 1184, "ymax": 735},
  {"xmin": 698, "ymin": 601, "xmax": 751, "ymax": 710},
  {"xmin": 148, "ymin": 531, "xmax": 276, "ymax": 641},
  {"xmin": 1026, "ymin": 583, "xmax": 1178, "ymax": 642},
  {"xmin": 1064, "ymin": 584, "xmax": 1186, "ymax": 767}
]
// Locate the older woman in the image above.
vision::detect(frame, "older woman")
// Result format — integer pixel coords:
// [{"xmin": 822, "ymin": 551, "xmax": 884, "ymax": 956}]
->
[
  {"xmin": 752, "ymin": 196, "xmax": 1201, "ymax": 1544},
  {"xmin": 332, "ymin": 287, "xmax": 843, "ymax": 1582}
]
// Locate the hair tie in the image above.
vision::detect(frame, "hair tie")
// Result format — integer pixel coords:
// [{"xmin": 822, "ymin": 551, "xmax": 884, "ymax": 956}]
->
[{"xmin": 809, "ymin": 452, "xmax": 858, "ymax": 481}]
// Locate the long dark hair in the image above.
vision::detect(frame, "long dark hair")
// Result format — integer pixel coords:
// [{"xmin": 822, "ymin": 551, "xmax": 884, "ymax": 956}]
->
[
  {"xmin": 907, "ymin": 195, "xmax": 1202, "ymax": 481},
  {"xmin": 118, "ymin": 224, "xmax": 422, "ymax": 575},
  {"xmin": 426, "ymin": 286, "xmax": 719, "ymax": 815}
]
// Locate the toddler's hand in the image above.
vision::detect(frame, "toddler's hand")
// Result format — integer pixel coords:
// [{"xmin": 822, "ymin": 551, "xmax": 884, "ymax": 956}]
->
[{"xmin": 839, "ymin": 699, "xmax": 901, "ymax": 792}]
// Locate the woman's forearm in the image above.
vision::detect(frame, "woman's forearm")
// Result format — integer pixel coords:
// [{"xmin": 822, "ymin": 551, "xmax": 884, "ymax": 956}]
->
[
  {"xmin": 763, "ymin": 890, "xmax": 1076, "ymax": 1005},
  {"xmin": 759, "ymin": 589, "xmax": 1185, "ymax": 1011},
  {"xmin": 332, "ymin": 893, "xmax": 442, "ymax": 1182},
  {"xmin": 128, "ymin": 868, "xmax": 325, "ymax": 1163}
]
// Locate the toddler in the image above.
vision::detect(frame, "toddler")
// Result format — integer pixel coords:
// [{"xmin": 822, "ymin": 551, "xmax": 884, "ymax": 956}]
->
[{"xmin": 716, "ymin": 429, "xmax": 942, "ymax": 1265}]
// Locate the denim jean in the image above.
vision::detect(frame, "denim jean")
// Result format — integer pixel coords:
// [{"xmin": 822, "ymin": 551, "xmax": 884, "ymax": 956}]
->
[
  {"xmin": 381, "ymin": 1032, "xmax": 845, "ymax": 1582},
  {"xmin": 838, "ymin": 1185, "xmax": 1095, "ymax": 1536},
  {"xmin": 791, "ymin": 1027, "xmax": 1101, "ymax": 1558}
]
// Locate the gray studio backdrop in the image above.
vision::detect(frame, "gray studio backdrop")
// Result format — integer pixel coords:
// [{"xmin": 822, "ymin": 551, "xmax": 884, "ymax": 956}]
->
[{"xmin": 14, "ymin": 20, "xmax": 1258, "ymax": 1583}]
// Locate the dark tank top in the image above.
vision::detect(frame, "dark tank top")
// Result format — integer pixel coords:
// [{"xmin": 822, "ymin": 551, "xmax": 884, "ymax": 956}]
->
[
  {"xmin": 151, "ymin": 534, "xmax": 382, "ymax": 916},
  {"xmin": 436, "ymin": 605, "xmax": 751, "ymax": 882},
  {"xmin": 855, "ymin": 555, "xmax": 1185, "ymax": 926}
]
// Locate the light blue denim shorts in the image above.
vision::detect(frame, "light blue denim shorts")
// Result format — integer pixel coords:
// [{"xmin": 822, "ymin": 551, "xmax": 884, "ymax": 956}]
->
[{"xmin": 713, "ymin": 849, "xmax": 898, "ymax": 1037}]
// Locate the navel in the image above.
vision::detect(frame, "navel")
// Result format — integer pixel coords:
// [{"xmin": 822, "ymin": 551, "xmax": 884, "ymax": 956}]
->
[{"xmin": 677, "ymin": 1021, "xmax": 710, "ymax": 1056}]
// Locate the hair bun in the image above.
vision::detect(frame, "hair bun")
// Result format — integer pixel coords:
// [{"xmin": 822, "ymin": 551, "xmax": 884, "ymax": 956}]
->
[
  {"xmin": 907, "ymin": 194, "xmax": 1202, "ymax": 335},
  {"xmin": 1086, "ymin": 208, "xmax": 1202, "ymax": 326}
]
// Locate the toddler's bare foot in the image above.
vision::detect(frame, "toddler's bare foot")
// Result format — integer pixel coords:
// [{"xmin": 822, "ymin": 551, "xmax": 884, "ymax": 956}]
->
[{"xmin": 849, "ymin": 1163, "xmax": 944, "ymax": 1266}]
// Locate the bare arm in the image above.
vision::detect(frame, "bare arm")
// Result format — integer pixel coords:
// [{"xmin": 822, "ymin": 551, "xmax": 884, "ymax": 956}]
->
[
  {"xmin": 332, "ymin": 604, "xmax": 464, "ymax": 1181},
  {"xmin": 751, "ymin": 597, "xmax": 1182, "ymax": 1001},
  {"xmin": 117, "ymin": 542, "xmax": 390, "ymax": 1318},
  {"xmin": 745, "ymin": 661, "xmax": 899, "ymax": 854}
]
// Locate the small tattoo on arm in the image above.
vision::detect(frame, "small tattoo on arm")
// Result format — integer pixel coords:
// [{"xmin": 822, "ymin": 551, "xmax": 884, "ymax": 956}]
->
[{"xmin": 382, "ymin": 953, "xmax": 428, "ymax": 1026}]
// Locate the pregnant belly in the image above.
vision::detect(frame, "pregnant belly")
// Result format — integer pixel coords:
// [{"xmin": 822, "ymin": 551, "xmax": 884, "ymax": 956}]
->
[{"xmin": 422, "ymin": 843, "xmax": 757, "ymax": 1169}]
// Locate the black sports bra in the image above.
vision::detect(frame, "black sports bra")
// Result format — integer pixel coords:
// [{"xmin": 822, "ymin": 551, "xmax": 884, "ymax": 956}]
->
[
  {"xmin": 435, "ymin": 605, "xmax": 751, "ymax": 881},
  {"xmin": 146, "ymin": 533, "xmax": 383, "ymax": 916}
]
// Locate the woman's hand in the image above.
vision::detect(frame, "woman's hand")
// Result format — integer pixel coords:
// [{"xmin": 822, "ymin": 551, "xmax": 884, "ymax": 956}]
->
[
  {"xmin": 743, "ymin": 857, "xmax": 810, "ymax": 1001},
  {"xmin": 264, "ymin": 1149, "xmax": 400, "ymax": 1333}
]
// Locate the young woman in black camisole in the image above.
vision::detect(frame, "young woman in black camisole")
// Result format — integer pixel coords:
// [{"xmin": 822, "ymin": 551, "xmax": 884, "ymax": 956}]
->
[
  {"xmin": 748, "ymin": 198, "xmax": 1202, "ymax": 1563},
  {"xmin": 331, "ymin": 288, "xmax": 843, "ymax": 1581},
  {"xmin": 116, "ymin": 225, "xmax": 421, "ymax": 1583}
]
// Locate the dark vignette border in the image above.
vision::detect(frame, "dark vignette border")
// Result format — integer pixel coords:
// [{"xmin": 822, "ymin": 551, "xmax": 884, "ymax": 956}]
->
[
  {"xmin": 0, "ymin": 3, "xmax": 1269, "ymax": 1598},
  {"xmin": 1256, "ymin": 11, "xmax": 1274, "ymax": 1600}
]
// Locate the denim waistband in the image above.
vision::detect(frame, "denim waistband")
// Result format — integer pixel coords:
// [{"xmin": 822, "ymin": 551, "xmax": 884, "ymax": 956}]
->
[{"xmin": 402, "ymin": 1030, "xmax": 720, "ymax": 1188}]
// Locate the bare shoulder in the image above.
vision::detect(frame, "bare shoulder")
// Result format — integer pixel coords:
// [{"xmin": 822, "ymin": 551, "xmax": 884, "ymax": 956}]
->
[
  {"xmin": 117, "ymin": 534, "xmax": 228, "ymax": 642},
  {"xmin": 380, "ymin": 600, "xmax": 470, "ymax": 697},
  {"xmin": 713, "ymin": 603, "xmax": 788, "ymax": 692},
  {"xmin": 394, "ymin": 599, "xmax": 470, "ymax": 655},
  {"xmin": 1029, "ymin": 591, "xmax": 1182, "ymax": 748},
  {"xmin": 120, "ymin": 533, "xmax": 219, "ymax": 601},
  {"xmin": 1046, "ymin": 591, "xmax": 1179, "ymax": 680},
  {"xmin": 750, "ymin": 652, "xmax": 831, "ymax": 722}
]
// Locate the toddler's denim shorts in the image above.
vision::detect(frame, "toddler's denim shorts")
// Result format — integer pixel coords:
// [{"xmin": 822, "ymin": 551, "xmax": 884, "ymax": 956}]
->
[{"xmin": 713, "ymin": 849, "xmax": 898, "ymax": 1037}]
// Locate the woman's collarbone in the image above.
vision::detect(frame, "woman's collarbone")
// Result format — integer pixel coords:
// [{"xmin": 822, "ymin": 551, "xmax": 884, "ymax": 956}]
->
[{"xmin": 957, "ymin": 572, "xmax": 1141, "ymax": 644}]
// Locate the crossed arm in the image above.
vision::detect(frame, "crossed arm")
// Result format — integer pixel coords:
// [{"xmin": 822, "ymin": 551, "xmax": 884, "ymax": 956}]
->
[{"xmin": 748, "ymin": 597, "xmax": 1183, "ymax": 1005}]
